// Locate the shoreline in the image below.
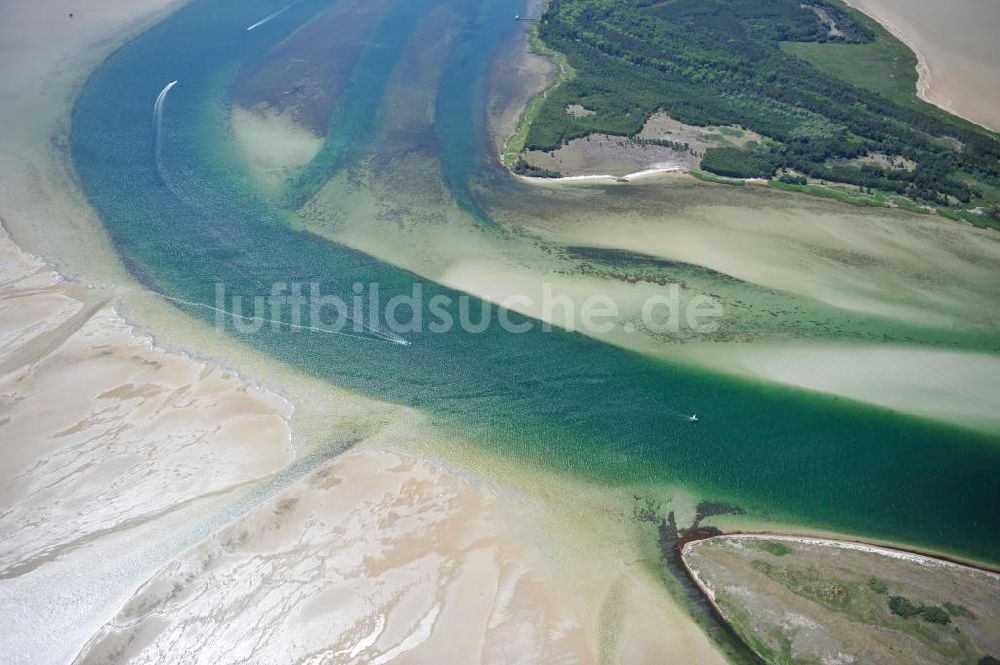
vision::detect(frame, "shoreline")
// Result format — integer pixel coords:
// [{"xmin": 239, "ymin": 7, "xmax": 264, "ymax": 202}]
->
[
  {"xmin": 0, "ymin": 6, "xmax": 726, "ymax": 662},
  {"xmin": 3, "ymin": 0, "xmax": 996, "ymax": 660},
  {"xmin": 681, "ymin": 531, "xmax": 1000, "ymax": 577},
  {"xmin": 500, "ymin": 0, "xmax": 998, "ymax": 187},
  {"xmin": 514, "ymin": 165, "xmax": 685, "ymax": 184},
  {"xmin": 844, "ymin": 0, "xmax": 1000, "ymax": 132},
  {"xmin": 840, "ymin": 0, "xmax": 996, "ymax": 133},
  {"xmin": 679, "ymin": 532, "xmax": 1000, "ymax": 664}
]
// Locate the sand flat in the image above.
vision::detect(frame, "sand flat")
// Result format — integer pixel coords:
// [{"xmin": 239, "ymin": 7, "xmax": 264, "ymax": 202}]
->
[
  {"xmin": 0, "ymin": 5, "xmax": 720, "ymax": 663},
  {"xmin": 72, "ymin": 449, "xmax": 594, "ymax": 665},
  {"xmin": 507, "ymin": 182, "xmax": 1000, "ymax": 330},
  {"xmin": 0, "ymin": 226, "xmax": 296, "ymax": 578}
]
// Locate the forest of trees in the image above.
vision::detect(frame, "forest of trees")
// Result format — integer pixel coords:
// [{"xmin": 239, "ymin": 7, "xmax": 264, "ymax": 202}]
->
[{"xmin": 522, "ymin": 0, "xmax": 1000, "ymax": 205}]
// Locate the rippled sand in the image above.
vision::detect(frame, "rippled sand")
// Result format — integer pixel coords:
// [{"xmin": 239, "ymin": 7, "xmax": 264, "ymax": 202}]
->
[
  {"xmin": 0, "ymin": 225, "xmax": 296, "ymax": 657},
  {"xmin": 73, "ymin": 449, "xmax": 592, "ymax": 664},
  {"xmin": 0, "ymin": 234, "xmax": 297, "ymax": 534},
  {"xmin": 4, "ymin": 0, "xmax": 996, "ymax": 663}
]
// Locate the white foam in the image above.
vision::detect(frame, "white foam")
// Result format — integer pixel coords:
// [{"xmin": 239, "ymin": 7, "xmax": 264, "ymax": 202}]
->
[{"xmin": 246, "ymin": 5, "xmax": 293, "ymax": 32}]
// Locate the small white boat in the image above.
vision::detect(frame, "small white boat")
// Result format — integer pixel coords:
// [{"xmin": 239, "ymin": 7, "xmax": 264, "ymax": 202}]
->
[{"xmin": 688, "ymin": 414, "xmax": 699, "ymax": 422}]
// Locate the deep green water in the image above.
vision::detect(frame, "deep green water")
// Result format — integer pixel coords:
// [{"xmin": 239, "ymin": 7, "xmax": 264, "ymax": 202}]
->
[{"xmin": 71, "ymin": 0, "xmax": 999, "ymax": 562}]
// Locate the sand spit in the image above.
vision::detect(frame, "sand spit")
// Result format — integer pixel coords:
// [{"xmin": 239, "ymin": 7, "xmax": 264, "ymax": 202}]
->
[
  {"xmin": 72, "ymin": 449, "xmax": 593, "ymax": 665},
  {"xmin": 686, "ymin": 534, "xmax": 1000, "ymax": 576},
  {"xmin": 487, "ymin": 0, "xmax": 557, "ymax": 159},
  {"xmin": 516, "ymin": 165, "xmax": 685, "ymax": 183},
  {"xmin": 682, "ymin": 534, "xmax": 1000, "ymax": 664}
]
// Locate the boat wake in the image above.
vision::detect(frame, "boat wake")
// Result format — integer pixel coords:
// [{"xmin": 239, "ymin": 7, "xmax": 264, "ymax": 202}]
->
[
  {"xmin": 663, "ymin": 406, "xmax": 700, "ymax": 423},
  {"xmin": 156, "ymin": 293, "xmax": 411, "ymax": 346},
  {"xmin": 152, "ymin": 80, "xmax": 178, "ymax": 163},
  {"xmin": 246, "ymin": 5, "xmax": 293, "ymax": 32}
]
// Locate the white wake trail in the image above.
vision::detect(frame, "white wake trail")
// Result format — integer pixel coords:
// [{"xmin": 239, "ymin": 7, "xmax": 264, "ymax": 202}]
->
[
  {"xmin": 152, "ymin": 80, "xmax": 178, "ymax": 163},
  {"xmin": 246, "ymin": 5, "xmax": 292, "ymax": 31},
  {"xmin": 156, "ymin": 293, "xmax": 411, "ymax": 346}
]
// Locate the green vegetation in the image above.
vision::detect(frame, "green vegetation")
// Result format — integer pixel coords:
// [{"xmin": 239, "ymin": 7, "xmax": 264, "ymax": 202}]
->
[
  {"xmin": 920, "ymin": 605, "xmax": 951, "ymax": 625},
  {"xmin": 754, "ymin": 540, "xmax": 793, "ymax": 557},
  {"xmin": 888, "ymin": 595, "xmax": 952, "ymax": 625},
  {"xmin": 688, "ymin": 538, "xmax": 999, "ymax": 665},
  {"xmin": 520, "ymin": 0, "xmax": 1000, "ymax": 213},
  {"xmin": 888, "ymin": 595, "xmax": 921, "ymax": 618},
  {"xmin": 769, "ymin": 178, "xmax": 932, "ymax": 213},
  {"xmin": 701, "ymin": 147, "xmax": 779, "ymax": 179},
  {"xmin": 867, "ymin": 577, "xmax": 888, "ymax": 595},
  {"xmin": 777, "ymin": 173, "xmax": 807, "ymax": 185},
  {"xmin": 501, "ymin": 25, "xmax": 576, "ymax": 167},
  {"xmin": 689, "ymin": 169, "xmax": 745, "ymax": 186},
  {"xmin": 780, "ymin": 17, "xmax": 916, "ymax": 106},
  {"xmin": 944, "ymin": 602, "xmax": 975, "ymax": 619},
  {"xmin": 512, "ymin": 157, "xmax": 562, "ymax": 178}
]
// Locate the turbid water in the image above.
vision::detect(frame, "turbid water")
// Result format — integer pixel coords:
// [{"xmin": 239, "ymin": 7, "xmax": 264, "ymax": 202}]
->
[
  {"xmin": 72, "ymin": 0, "xmax": 1000, "ymax": 563},
  {"xmin": 845, "ymin": 0, "xmax": 1000, "ymax": 131}
]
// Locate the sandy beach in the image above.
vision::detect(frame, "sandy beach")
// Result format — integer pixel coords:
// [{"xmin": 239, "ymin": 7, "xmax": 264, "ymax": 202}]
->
[
  {"xmin": 1, "ymin": 219, "xmax": 729, "ymax": 663},
  {"xmin": 0, "ymin": 221, "xmax": 300, "ymax": 662}
]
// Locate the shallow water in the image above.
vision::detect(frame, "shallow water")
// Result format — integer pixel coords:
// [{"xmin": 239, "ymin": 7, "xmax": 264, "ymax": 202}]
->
[
  {"xmin": 846, "ymin": 0, "xmax": 1000, "ymax": 131},
  {"xmin": 71, "ymin": 0, "xmax": 1000, "ymax": 562}
]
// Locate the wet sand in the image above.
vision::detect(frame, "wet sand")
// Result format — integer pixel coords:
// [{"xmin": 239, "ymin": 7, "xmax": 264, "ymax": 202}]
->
[
  {"xmin": 72, "ymin": 449, "xmax": 592, "ymax": 664},
  {"xmin": 0, "ymin": 223, "xmax": 298, "ymax": 662},
  {"xmin": 231, "ymin": 106, "xmax": 323, "ymax": 191},
  {"xmin": 0, "ymin": 3, "xmax": 733, "ymax": 663},
  {"xmin": 505, "ymin": 178, "xmax": 1000, "ymax": 330},
  {"xmin": 844, "ymin": 0, "xmax": 1000, "ymax": 131}
]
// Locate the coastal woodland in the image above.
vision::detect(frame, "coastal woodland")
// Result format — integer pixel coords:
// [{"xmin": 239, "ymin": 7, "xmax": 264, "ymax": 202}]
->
[{"xmin": 520, "ymin": 0, "xmax": 1000, "ymax": 220}]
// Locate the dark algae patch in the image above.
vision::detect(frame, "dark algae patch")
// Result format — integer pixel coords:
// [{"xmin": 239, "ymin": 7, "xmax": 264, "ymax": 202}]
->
[{"xmin": 645, "ymin": 504, "xmax": 763, "ymax": 665}]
